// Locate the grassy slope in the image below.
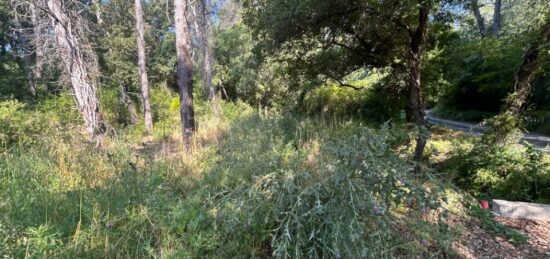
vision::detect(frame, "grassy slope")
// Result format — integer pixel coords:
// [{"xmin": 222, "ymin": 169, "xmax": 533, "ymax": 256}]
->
[{"xmin": 2, "ymin": 92, "xmax": 540, "ymax": 257}]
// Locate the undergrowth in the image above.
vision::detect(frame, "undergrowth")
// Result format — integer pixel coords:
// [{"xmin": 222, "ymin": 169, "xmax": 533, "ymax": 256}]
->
[{"xmin": 0, "ymin": 91, "xmax": 502, "ymax": 258}]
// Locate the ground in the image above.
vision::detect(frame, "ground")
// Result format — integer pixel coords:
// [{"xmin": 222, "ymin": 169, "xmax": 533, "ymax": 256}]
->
[{"xmin": 456, "ymin": 216, "xmax": 550, "ymax": 258}]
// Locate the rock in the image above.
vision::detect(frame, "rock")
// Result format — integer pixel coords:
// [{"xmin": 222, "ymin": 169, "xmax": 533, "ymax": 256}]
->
[{"xmin": 492, "ymin": 199, "xmax": 550, "ymax": 222}]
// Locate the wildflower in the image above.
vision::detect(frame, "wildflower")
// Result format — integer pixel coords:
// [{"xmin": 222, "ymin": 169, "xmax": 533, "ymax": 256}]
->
[
  {"xmin": 421, "ymin": 239, "xmax": 429, "ymax": 246},
  {"xmin": 374, "ymin": 205, "xmax": 385, "ymax": 216},
  {"xmin": 420, "ymin": 207, "xmax": 428, "ymax": 214},
  {"xmin": 406, "ymin": 199, "xmax": 414, "ymax": 208}
]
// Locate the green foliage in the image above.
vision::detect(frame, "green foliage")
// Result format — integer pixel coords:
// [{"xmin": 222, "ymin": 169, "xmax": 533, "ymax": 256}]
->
[
  {"xmin": 3, "ymin": 0, "xmax": 550, "ymax": 257},
  {"xmin": 0, "ymin": 94, "xmax": 79, "ymax": 148},
  {"xmin": 435, "ymin": 1, "xmax": 550, "ymax": 121},
  {"xmin": 0, "ymin": 61, "xmax": 27, "ymax": 100},
  {"xmin": 188, "ymin": 115, "xmax": 453, "ymax": 258},
  {"xmin": 213, "ymin": 22, "xmax": 292, "ymax": 108},
  {"xmin": 443, "ymin": 143, "xmax": 550, "ymax": 203},
  {"xmin": 0, "ymin": 100, "xmax": 33, "ymax": 147},
  {"xmin": 525, "ymin": 110, "xmax": 550, "ymax": 135},
  {"xmin": 438, "ymin": 37, "xmax": 525, "ymax": 112},
  {"xmin": 0, "ymin": 0, "xmax": 27, "ymax": 100},
  {"xmin": 303, "ymin": 82, "xmax": 403, "ymax": 123},
  {"xmin": 0, "ymin": 100, "xmax": 458, "ymax": 258}
]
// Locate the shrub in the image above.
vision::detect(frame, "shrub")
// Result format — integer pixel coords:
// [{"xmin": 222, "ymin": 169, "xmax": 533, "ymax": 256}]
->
[
  {"xmin": 0, "ymin": 94, "xmax": 82, "ymax": 149},
  {"xmin": 197, "ymin": 116, "xmax": 452, "ymax": 257},
  {"xmin": 446, "ymin": 143, "xmax": 550, "ymax": 203},
  {"xmin": 0, "ymin": 100, "xmax": 52, "ymax": 148},
  {"xmin": 303, "ymin": 84, "xmax": 403, "ymax": 124},
  {"xmin": 1, "ymin": 100, "xmax": 459, "ymax": 258}
]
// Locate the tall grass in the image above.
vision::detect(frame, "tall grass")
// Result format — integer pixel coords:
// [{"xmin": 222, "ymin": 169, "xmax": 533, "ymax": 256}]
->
[{"xmin": 1, "ymin": 93, "xmax": 460, "ymax": 258}]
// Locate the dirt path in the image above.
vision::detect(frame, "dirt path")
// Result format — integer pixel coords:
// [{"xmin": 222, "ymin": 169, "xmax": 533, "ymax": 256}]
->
[{"xmin": 426, "ymin": 111, "xmax": 550, "ymax": 149}]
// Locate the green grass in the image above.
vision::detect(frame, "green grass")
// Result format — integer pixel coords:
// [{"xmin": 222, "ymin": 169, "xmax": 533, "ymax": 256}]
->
[
  {"xmin": 0, "ymin": 93, "xmax": 467, "ymax": 258},
  {"xmin": 3, "ymin": 89, "xmax": 543, "ymax": 257}
]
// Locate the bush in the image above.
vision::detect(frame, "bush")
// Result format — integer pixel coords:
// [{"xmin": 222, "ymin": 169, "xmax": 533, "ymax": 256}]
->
[
  {"xmin": 524, "ymin": 110, "xmax": 550, "ymax": 135},
  {"xmin": 195, "ymin": 116, "xmax": 452, "ymax": 257},
  {"xmin": 0, "ymin": 100, "xmax": 33, "ymax": 147},
  {"xmin": 445, "ymin": 143, "xmax": 550, "ymax": 203},
  {"xmin": 303, "ymin": 84, "xmax": 403, "ymax": 124},
  {"xmin": 1, "ymin": 100, "xmax": 459, "ymax": 258},
  {"xmin": 0, "ymin": 94, "xmax": 81, "ymax": 149}
]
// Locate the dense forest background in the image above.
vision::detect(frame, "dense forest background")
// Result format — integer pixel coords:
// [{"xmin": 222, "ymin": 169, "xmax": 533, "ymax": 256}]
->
[{"xmin": 0, "ymin": 0, "xmax": 549, "ymax": 257}]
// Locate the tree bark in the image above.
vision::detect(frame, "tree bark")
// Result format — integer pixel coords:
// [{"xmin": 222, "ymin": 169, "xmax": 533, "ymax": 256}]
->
[
  {"xmin": 175, "ymin": 0, "xmax": 196, "ymax": 153},
  {"xmin": 405, "ymin": 4, "xmax": 430, "ymax": 169},
  {"xmin": 21, "ymin": 44, "xmax": 36, "ymax": 97},
  {"xmin": 200, "ymin": 0, "xmax": 216, "ymax": 103},
  {"xmin": 505, "ymin": 19, "xmax": 550, "ymax": 115},
  {"xmin": 45, "ymin": 0, "xmax": 106, "ymax": 143},
  {"xmin": 30, "ymin": 3, "xmax": 43, "ymax": 81},
  {"xmin": 92, "ymin": 0, "xmax": 103, "ymax": 25},
  {"xmin": 471, "ymin": 0, "xmax": 487, "ymax": 37},
  {"xmin": 13, "ymin": 12, "xmax": 36, "ymax": 97},
  {"xmin": 483, "ymin": 18, "xmax": 550, "ymax": 145},
  {"xmin": 119, "ymin": 80, "xmax": 138, "ymax": 125},
  {"xmin": 191, "ymin": 1, "xmax": 217, "ymax": 107},
  {"xmin": 492, "ymin": 0, "xmax": 501, "ymax": 37},
  {"xmin": 135, "ymin": 0, "xmax": 153, "ymax": 133}
]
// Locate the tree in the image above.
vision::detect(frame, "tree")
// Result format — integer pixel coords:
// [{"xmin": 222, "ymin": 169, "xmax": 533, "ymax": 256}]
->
[
  {"xmin": 199, "ymin": 0, "xmax": 216, "ymax": 103},
  {"xmin": 12, "ymin": 5, "xmax": 36, "ymax": 97},
  {"xmin": 504, "ymin": 18, "xmax": 550, "ymax": 115},
  {"xmin": 29, "ymin": 3, "xmax": 44, "ymax": 81},
  {"xmin": 483, "ymin": 14, "xmax": 550, "ymax": 144},
  {"xmin": 406, "ymin": 3, "xmax": 431, "ymax": 166},
  {"xmin": 135, "ymin": 0, "xmax": 153, "ymax": 132},
  {"xmin": 469, "ymin": 0, "xmax": 502, "ymax": 37},
  {"xmin": 174, "ymin": 0, "xmax": 196, "ymax": 152},
  {"xmin": 40, "ymin": 0, "xmax": 106, "ymax": 143},
  {"xmin": 240, "ymin": 0, "xmax": 446, "ymax": 167},
  {"xmin": 190, "ymin": 0, "xmax": 217, "ymax": 110},
  {"xmin": 471, "ymin": 0, "xmax": 487, "ymax": 37},
  {"xmin": 492, "ymin": 0, "xmax": 501, "ymax": 37}
]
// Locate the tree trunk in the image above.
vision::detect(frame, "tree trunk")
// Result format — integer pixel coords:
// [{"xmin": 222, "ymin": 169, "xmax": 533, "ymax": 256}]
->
[
  {"xmin": 175, "ymin": 0, "xmax": 196, "ymax": 153},
  {"xmin": 505, "ymin": 19, "xmax": 550, "ymax": 115},
  {"xmin": 13, "ymin": 13, "xmax": 36, "ymax": 97},
  {"xmin": 21, "ymin": 46, "xmax": 36, "ymax": 97},
  {"xmin": 406, "ymin": 5, "xmax": 430, "ymax": 169},
  {"xmin": 200, "ymin": 0, "xmax": 216, "ymax": 103},
  {"xmin": 135, "ymin": 0, "xmax": 153, "ymax": 133},
  {"xmin": 492, "ymin": 0, "xmax": 501, "ymax": 37},
  {"xmin": 45, "ymin": 0, "xmax": 106, "ymax": 143},
  {"xmin": 119, "ymin": 80, "xmax": 138, "ymax": 125},
  {"xmin": 92, "ymin": 0, "xmax": 103, "ymax": 25},
  {"xmin": 483, "ymin": 18, "xmax": 550, "ymax": 146},
  {"xmin": 30, "ymin": 3, "xmax": 43, "ymax": 81},
  {"xmin": 471, "ymin": 0, "xmax": 487, "ymax": 37},
  {"xmin": 191, "ymin": 1, "xmax": 217, "ymax": 107}
]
